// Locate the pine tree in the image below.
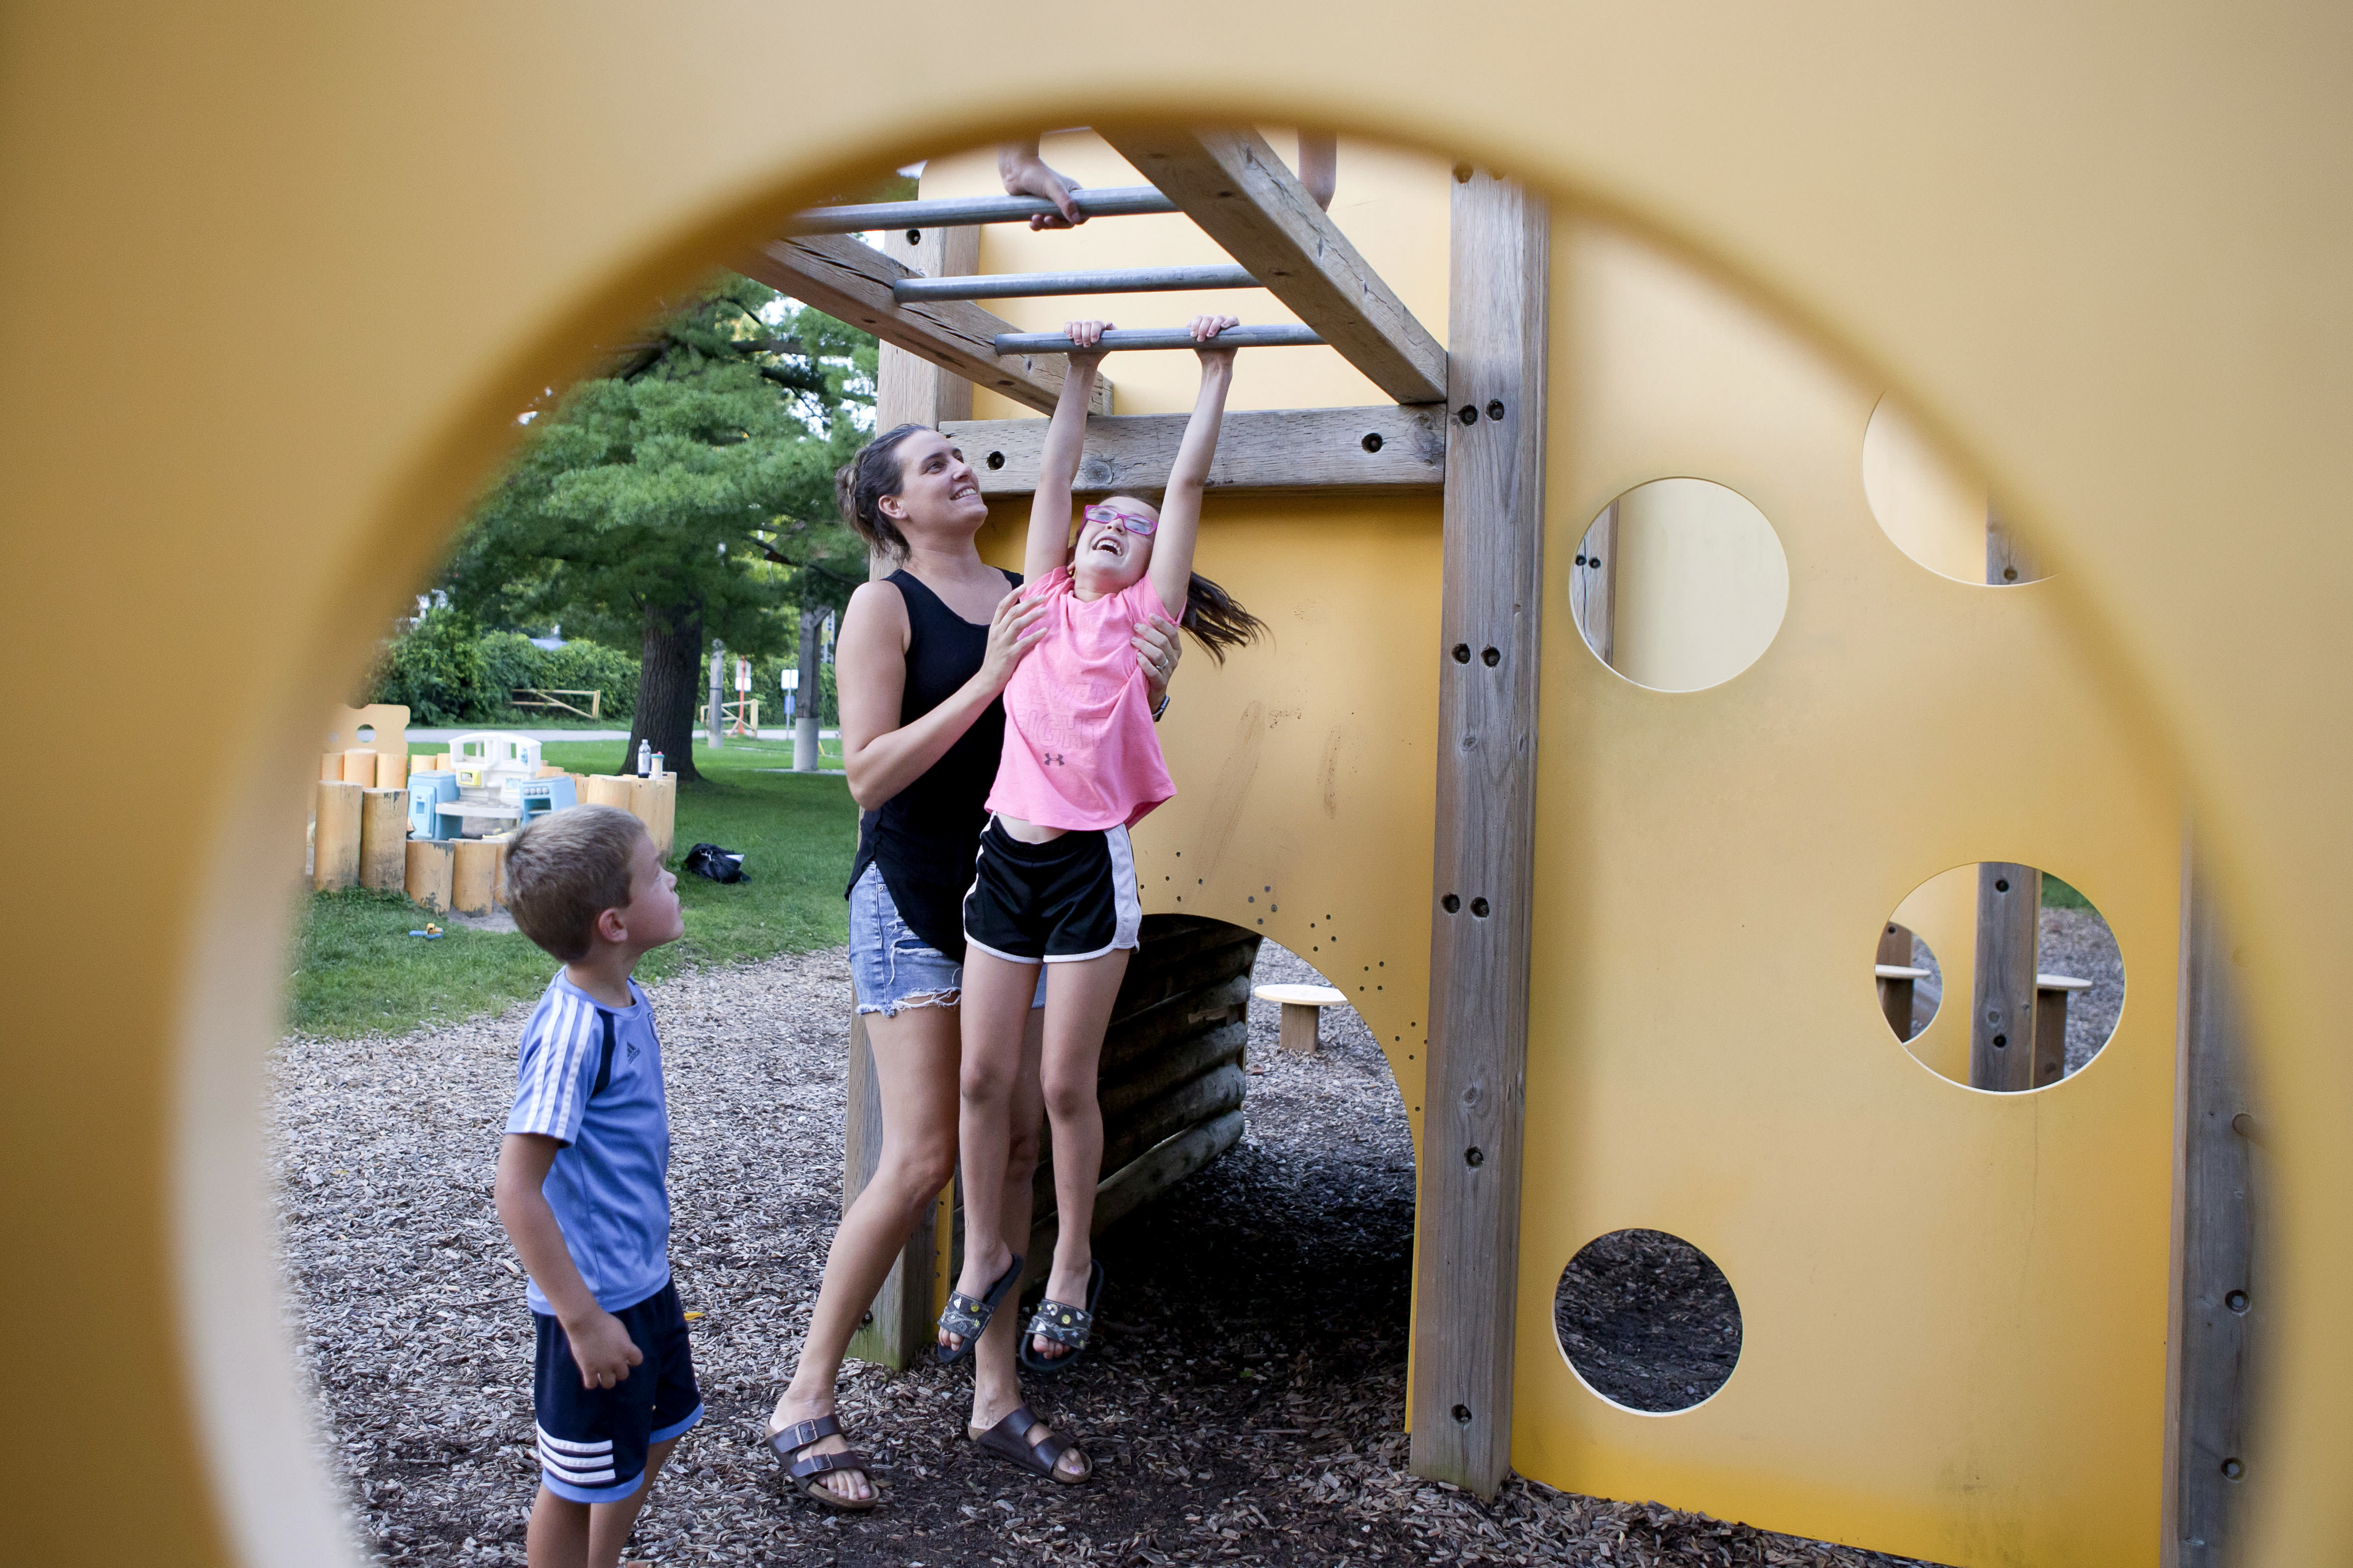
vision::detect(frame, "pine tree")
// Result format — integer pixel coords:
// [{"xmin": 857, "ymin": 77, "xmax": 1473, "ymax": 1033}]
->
[{"xmin": 444, "ymin": 276, "xmax": 871, "ymax": 781}]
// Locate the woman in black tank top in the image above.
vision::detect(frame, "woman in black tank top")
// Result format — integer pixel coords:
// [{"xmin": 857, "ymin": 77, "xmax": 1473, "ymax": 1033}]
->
[{"xmin": 764, "ymin": 423, "xmax": 1180, "ymax": 1504}]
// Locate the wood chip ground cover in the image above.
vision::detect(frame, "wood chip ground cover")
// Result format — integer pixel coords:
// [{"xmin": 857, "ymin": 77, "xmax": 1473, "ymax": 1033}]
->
[{"xmin": 273, "ymin": 941, "xmax": 1936, "ymax": 1566}]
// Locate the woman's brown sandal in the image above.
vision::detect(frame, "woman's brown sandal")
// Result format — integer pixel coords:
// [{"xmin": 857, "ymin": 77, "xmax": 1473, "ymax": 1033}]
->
[
  {"xmin": 967, "ymin": 1404, "xmax": 1092, "ymax": 1484},
  {"xmin": 769, "ymin": 1414, "xmax": 880, "ymax": 1512}
]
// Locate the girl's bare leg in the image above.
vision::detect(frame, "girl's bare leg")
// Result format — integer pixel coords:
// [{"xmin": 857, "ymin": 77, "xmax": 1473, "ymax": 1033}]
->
[
  {"xmin": 767, "ymin": 1002, "xmax": 960, "ymax": 1503},
  {"xmin": 968, "ymin": 1005, "xmax": 1090, "ymax": 1480},
  {"xmin": 1032, "ymin": 949, "xmax": 1129, "ymax": 1360},
  {"xmin": 943, "ymin": 947, "xmax": 1041, "ymax": 1351}
]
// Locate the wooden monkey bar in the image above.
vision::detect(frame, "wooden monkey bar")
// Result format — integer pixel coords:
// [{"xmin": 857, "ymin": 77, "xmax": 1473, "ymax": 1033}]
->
[{"xmin": 760, "ymin": 127, "xmax": 1449, "ymax": 422}]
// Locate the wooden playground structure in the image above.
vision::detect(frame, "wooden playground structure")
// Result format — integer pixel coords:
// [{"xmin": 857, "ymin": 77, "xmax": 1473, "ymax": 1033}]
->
[
  {"xmin": 11, "ymin": 10, "xmax": 2353, "ymax": 1568},
  {"xmin": 750, "ymin": 132, "xmax": 2250, "ymax": 1565}
]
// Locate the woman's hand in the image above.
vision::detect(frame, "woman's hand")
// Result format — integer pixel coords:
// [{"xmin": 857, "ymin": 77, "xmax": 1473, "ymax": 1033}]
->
[
  {"xmin": 1064, "ymin": 318, "xmax": 1112, "ymax": 360},
  {"xmin": 978, "ymin": 587, "xmax": 1051, "ymax": 694},
  {"xmin": 1190, "ymin": 313, "xmax": 1241, "ymax": 370},
  {"xmin": 1134, "ymin": 613, "xmax": 1183, "ymax": 704}
]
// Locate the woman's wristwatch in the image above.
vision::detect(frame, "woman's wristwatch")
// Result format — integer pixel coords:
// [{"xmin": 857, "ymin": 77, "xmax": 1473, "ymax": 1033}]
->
[{"xmin": 1151, "ymin": 692, "xmax": 1171, "ymax": 723}]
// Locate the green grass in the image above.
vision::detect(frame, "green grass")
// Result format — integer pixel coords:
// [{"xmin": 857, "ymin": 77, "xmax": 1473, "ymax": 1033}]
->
[
  {"xmin": 2041, "ymin": 874, "xmax": 2094, "ymax": 911},
  {"xmin": 287, "ymin": 737, "xmax": 858, "ymax": 1038}
]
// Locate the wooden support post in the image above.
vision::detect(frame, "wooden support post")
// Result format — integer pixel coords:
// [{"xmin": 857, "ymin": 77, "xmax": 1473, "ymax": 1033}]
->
[
  {"xmin": 1570, "ymin": 500, "xmax": 1617, "ymax": 668},
  {"xmin": 2165, "ymin": 835, "xmax": 2257, "ymax": 1567},
  {"xmin": 451, "ymin": 839, "xmax": 501, "ymax": 917},
  {"xmin": 940, "ymin": 405, "xmax": 1446, "ymax": 500},
  {"xmin": 1410, "ymin": 168, "xmax": 1548, "ymax": 1501},
  {"xmin": 1986, "ymin": 498, "xmax": 2044, "ymax": 586},
  {"xmin": 312, "ymin": 780, "xmax": 362, "ymax": 891},
  {"xmin": 1101, "ymin": 127, "xmax": 1449, "ymax": 405},
  {"xmin": 357, "ymin": 788, "xmax": 407, "ymax": 891},
  {"xmin": 1876, "ymin": 921, "xmax": 1917, "ymax": 1040},
  {"xmin": 842, "ymin": 1000, "xmax": 943, "ymax": 1370},
  {"xmin": 403, "ymin": 838, "xmax": 452, "ymax": 913},
  {"xmin": 842, "ymin": 218, "xmax": 980, "ymax": 1370},
  {"xmin": 626, "ymin": 773, "xmax": 676, "ymax": 861},
  {"xmin": 1969, "ymin": 863, "xmax": 2041, "ymax": 1091},
  {"xmin": 375, "ymin": 750, "xmax": 409, "ymax": 790},
  {"xmin": 744, "ymin": 233, "xmax": 1110, "ymax": 417}
]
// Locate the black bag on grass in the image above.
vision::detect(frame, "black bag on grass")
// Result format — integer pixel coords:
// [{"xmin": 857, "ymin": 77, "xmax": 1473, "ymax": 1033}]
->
[{"xmin": 682, "ymin": 842, "xmax": 748, "ymax": 883}]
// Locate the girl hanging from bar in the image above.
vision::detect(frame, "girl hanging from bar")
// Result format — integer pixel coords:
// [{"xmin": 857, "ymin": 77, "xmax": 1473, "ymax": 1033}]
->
[{"xmin": 937, "ymin": 315, "xmax": 1265, "ymax": 1396}]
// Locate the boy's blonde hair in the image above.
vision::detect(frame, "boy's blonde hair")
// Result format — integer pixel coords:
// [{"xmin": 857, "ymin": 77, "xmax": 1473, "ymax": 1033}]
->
[{"xmin": 503, "ymin": 805, "xmax": 648, "ymax": 962}]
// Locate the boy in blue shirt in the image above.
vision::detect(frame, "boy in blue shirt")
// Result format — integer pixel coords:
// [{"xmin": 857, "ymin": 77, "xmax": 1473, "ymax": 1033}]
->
[{"xmin": 493, "ymin": 805, "xmax": 698, "ymax": 1568}]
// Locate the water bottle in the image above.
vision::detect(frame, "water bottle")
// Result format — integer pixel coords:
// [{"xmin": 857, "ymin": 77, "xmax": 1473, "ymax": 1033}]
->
[{"xmin": 637, "ymin": 738, "xmax": 651, "ymax": 777}]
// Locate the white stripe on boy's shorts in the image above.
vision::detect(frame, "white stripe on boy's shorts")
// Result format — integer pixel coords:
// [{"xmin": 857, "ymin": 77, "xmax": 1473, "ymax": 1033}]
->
[{"xmin": 535, "ymin": 1425, "xmax": 613, "ymax": 1456}]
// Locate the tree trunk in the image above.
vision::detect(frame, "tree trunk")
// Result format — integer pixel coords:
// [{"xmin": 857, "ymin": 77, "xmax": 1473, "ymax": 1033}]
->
[{"xmin": 628, "ymin": 605, "xmax": 704, "ymax": 784}]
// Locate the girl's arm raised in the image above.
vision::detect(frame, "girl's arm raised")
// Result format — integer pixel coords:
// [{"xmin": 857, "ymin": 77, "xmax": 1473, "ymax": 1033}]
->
[
  {"xmin": 1148, "ymin": 314, "xmax": 1240, "ymax": 619},
  {"xmin": 1026, "ymin": 319, "xmax": 1109, "ymax": 586}
]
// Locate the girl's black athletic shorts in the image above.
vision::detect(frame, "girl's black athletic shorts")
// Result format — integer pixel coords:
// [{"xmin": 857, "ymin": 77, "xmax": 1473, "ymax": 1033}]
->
[{"xmin": 962, "ymin": 817, "xmax": 1142, "ymax": 963}]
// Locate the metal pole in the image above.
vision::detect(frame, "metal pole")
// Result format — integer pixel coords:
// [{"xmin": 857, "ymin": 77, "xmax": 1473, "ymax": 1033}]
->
[
  {"xmin": 706, "ymin": 641, "xmax": 724, "ymax": 751},
  {"xmin": 793, "ymin": 605, "xmax": 822, "ymax": 773},
  {"xmin": 894, "ymin": 263, "xmax": 1258, "ymax": 303},
  {"xmin": 788, "ymin": 185, "xmax": 1175, "ymax": 235},
  {"xmin": 994, "ymin": 324, "xmax": 1324, "ymax": 355}
]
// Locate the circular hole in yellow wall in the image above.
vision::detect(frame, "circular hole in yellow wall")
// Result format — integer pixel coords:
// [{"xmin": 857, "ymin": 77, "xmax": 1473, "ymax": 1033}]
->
[
  {"xmin": 1554, "ymin": 1229, "xmax": 1740, "ymax": 1413},
  {"xmin": 1568, "ymin": 478, "xmax": 1788, "ymax": 692},
  {"xmin": 1861, "ymin": 394, "xmax": 2050, "ymax": 586},
  {"xmin": 1879, "ymin": 862, "xmax": 2124, "ymax": 1090}
]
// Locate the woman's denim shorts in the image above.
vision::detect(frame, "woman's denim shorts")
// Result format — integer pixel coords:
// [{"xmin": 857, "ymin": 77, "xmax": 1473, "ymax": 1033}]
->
[{"xmin": 849, "ymin": 864, "xmax": 1044, "ymax": 1017}]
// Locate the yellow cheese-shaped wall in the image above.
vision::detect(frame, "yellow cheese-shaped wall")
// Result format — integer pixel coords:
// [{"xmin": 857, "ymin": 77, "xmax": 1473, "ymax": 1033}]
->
[{"xmin": 4, "ymin": 7, "xmax": 2351, "ymax": 1567}]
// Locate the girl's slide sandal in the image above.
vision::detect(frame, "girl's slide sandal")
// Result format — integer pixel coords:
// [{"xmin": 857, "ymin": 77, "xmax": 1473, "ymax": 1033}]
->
[
  {"xmin": 934, "ymin": 1250, "xmax": 1024, "ymax": 1366},
  {"xmin": 1018, "ymin": 1259, "xmax": 1106, "ymax": 1378}
]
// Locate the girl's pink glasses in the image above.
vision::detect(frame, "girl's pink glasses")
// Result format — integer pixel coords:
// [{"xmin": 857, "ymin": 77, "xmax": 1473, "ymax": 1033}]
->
[{"xmin": 1084, "ymin": 502, "xmax": 1156, "ymax": 537}]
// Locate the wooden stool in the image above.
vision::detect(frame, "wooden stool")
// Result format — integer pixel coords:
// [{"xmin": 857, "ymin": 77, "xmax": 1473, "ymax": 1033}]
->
[
  {"xmin": 2033, "ymin": 973, "xmax": 2094, "ymax": 1087},
  {"xmin": 1874, "ymin": 962, "xmax": 1932, "ymax": 1040},
  {"xmin": 1254, "ymin": 983, "xmax": 1346, "ymax": 1053}
]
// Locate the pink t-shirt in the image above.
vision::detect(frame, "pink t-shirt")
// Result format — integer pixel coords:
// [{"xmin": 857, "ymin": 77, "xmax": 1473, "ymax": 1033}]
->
[{"xmin": 988, "ymin": 566, "xmax": 1179, "ymax": 831}]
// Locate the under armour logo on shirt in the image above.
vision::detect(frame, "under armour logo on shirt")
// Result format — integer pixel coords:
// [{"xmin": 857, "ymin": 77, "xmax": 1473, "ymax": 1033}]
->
[{"xmin": 1044, "ymin": 752, "xmax": 1066, "ymax": 767}]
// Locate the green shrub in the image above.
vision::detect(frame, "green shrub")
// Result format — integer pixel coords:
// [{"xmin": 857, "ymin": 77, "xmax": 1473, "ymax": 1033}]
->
[
  {"xmin": 532, "ymin": 639, "xmax": 640, "ymax": 720},
  {"xmin": 365, "ymin": 607, "xmax": 492, "ymax": 724},
  {"xmin": 366, "ymin": 616, "xmax": 642, "ymax": 725}
]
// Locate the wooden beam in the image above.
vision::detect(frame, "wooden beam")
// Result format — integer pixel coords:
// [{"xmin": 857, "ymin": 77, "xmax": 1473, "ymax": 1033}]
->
[
  {"xmin": 1409, "ymin": 169, "xmax": 1549, "ymax": 1501},
  {"xmin": 842, "ymin": 221, "xmax": 969, "ymax": 1373},
  {"xmin": 1101, "ymin": 127, "xmax": 1449, "ymax": 405},
  {"xmin": 2165, "ymin": 835, "xmax": 2257, "ymax": 1568},
  {"xmin": 1969, "ymin": 863, "xmax": 2041, "ymax": 1091},
  {"xmin": 1570, "ymin": 500, "xmax": 1618, "ymax": 668},
  {"xmin": 743, "ymin": 233, "xmax": 1110, "ymax": 416},
  {"xmin": 839, "ymin": 1003, "xmax": 936, "ymax": 1370},
  {"xmin": 938, "ymin": 405, "xmax": 1446, "ymax": 499},
  {"xmin": 1876, "ymin": 921, "xmax": 1917, "ymax": 1040}
]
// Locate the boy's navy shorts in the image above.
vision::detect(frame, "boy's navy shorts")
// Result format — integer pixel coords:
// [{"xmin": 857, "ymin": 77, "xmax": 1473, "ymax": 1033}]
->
[{"xmin": 532, "ymin": 1278, "xmax": 701, "ymax": 1503}]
